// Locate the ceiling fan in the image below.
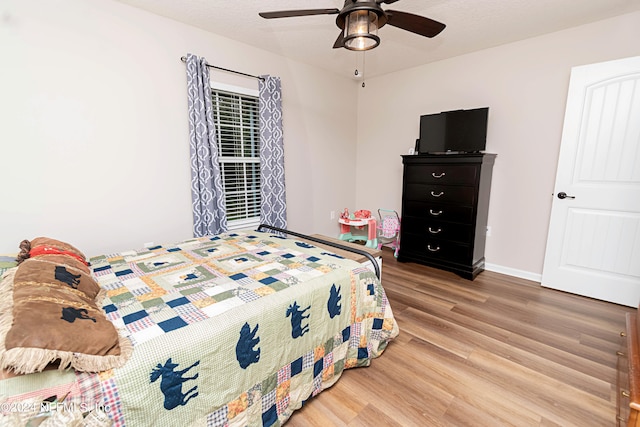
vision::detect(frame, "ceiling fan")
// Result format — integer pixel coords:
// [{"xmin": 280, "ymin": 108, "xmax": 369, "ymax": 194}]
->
[{"xmin": 259, "ymin": 0, "xmax": 446, "ymax": 52}]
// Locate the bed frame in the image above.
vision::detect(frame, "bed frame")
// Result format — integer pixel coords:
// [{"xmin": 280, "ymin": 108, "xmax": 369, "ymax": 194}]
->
[{"xmin": 257, "ymin": 224, "xmax": 381, "ymax": 280}]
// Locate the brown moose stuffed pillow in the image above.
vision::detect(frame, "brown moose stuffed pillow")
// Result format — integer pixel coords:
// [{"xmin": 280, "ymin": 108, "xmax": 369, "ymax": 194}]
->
[{"xmin": 0, "ymin": 237, "xmax": 131, "ymax": 374}]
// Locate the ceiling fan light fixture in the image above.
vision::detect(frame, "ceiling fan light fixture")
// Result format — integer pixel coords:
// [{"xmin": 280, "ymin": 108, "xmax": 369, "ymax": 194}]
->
[
  {"xmin": 343, "ymin": 10, "xmax": 379, "ymax": 51},
  {"xmin": 259, "ymin": 1, "xmax": 446, "ymax": 54}
]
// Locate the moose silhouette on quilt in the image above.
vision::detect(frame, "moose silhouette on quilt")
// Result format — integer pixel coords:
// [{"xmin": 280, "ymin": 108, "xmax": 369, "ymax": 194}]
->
[
  {"xmin": 286, "ymin": 301, "xmax": 310, "ymax": 338},
  {"xmin": 327, "ymin": 284, "xmax": 342, "ymax": 319},
  {"xmin": 236, "ymin": 322, "xmax": 261, "ymax": 369},
  {"xmin": 150, "ymin": 358, "xmax": 200, "ymax": 410}
]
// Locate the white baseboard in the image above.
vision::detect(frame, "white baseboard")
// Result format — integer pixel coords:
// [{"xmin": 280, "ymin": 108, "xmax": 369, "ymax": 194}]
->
[{"xmin": 484, "ymin": 263, "xmax": 542, "ymax": 283}]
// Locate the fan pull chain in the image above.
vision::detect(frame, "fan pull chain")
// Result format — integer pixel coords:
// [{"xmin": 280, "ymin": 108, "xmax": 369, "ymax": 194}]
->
[
  {"xmin": 353, "ymin": 53, "xmax": 366, "ymax": 88},
  {"xmin": 362, "ymin": 52, "xmax": 366, "ymax": 88}
]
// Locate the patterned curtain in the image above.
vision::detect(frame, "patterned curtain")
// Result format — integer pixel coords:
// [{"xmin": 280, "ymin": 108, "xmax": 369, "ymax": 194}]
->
[
  {"xmin": 259, "ymin": 76, "xmax": 287, "ymax": 229},
  {"xmin": 185, "ymin": 53, "xmax": 227, "ymax": 237}
]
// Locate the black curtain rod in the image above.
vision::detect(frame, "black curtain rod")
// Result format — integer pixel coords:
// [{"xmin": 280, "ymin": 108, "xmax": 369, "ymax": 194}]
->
[{"xmin": 180, "ymin": 56, "xmax": 264, "ymax": 81}]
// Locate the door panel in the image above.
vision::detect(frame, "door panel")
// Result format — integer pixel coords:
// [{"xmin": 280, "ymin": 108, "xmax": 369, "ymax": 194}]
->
[
  {"xmin": 576, "ymin": 78, "xmax": 640, "ymax": 183},
  {"xmin": 562, "ymin": 209, "xmax": 640, "ymax": 277},
  {"xmin": 542, "ymin": 56, "xmax": 640, "ymax": 307}
]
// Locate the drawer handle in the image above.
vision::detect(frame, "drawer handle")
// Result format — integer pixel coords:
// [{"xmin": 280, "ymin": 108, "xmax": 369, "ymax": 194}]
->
[
  {"xmin": 621, "ymin": 331, "xmax": 627, "ymax": 337},
  {"xmin": 622, "ymin": 390, "xmax": 630, "ymax": 398},
  {"xmin": 431, "ymin": 172, "xmax": 446, "ymax": 179},
  {"xmin": 430, "ymin": 191, "xmax": 444, "ymax": 197},
  {"xmin": 617, "ymin": 351, "xmax": 625, "ymax": 357},
  {"xmin": 428, "ymin": 227, "xmax": 442, "ymax": 234},
  {"xmin": 429, "ymin": 209, "xmax": 443, "ymax": 216},
  {"xmin": 427, "ymin": 245, "xmax": 440, "ymax": 252}
]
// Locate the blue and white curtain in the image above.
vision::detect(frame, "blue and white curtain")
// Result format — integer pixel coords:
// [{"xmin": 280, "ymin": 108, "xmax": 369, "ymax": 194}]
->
[
  {"xmin": 185, "ymin": 53, "xmax": 227, "ymax": 237},
  {"xmin": 259, "ymin": 76, "xmax": 287, "ymax": 229}
]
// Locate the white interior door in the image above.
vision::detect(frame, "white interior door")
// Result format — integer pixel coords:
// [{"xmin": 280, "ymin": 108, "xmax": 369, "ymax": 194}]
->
[{"xmin": 542, "ymin": 56, "xmax": 640, "ymax": 308}]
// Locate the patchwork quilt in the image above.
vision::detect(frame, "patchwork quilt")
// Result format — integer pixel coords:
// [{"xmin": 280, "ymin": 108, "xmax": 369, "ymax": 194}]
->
[{"xmin": 0, "ymin": 230, "xmax": 398, "ymax": 426}]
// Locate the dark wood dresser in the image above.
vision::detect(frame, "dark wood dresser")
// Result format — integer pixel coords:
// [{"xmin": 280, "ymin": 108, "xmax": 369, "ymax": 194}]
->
[
  {"xmin": 619, "ymin": 307, "xmax": 640, "ymax": 426},
  {"xmin": 398, "ymin": 153, "xmax": 496, "ymax": 280}
]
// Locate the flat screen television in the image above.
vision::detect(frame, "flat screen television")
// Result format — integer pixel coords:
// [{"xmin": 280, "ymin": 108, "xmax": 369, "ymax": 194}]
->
[{"xmin": 418, "ymin": 107, "xmax": 489, "ymax": 154}]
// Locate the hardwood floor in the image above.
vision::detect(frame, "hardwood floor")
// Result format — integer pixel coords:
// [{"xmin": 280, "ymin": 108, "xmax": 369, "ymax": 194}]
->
[{"xmin": 286, "ymin": 249, "xmax": 633, "ymax": 427}]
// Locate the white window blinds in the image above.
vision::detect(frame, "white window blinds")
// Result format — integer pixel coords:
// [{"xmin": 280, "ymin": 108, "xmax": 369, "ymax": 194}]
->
[{"xmin": 211, "ymin": 89, "xmax": 261, "ymax": 227}]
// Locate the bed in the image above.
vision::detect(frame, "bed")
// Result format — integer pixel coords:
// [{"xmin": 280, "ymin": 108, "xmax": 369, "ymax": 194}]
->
[{"xmin": 0, "ymin": 225, "xmax": 398, "ymax": 426}]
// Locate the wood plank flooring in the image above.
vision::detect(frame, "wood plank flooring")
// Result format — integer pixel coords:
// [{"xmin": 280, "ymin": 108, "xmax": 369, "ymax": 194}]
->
[{"xmin": 286, "ymin": 249, "xmax": 633, "ymax": 426}]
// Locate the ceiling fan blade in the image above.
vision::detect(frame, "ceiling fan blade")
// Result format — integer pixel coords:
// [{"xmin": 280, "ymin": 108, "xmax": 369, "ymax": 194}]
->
[
  {"xmin": 385, "ymin": 10, "xmax": 446, "ymax": 38},
  {"xmin": 259, "ymin": 9, "xmax": 340, "ymax": 19},
  {"xmin": 333, "ymin": 31, "xmax": 345, "ymax": 49},
  {"xmin": 377, "ymin": 0, "xmax": 401, "ymax": 4}
]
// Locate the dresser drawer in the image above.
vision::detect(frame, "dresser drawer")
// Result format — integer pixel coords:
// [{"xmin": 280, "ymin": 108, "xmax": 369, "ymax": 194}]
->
[
  {"xmin": 404, "ymin": 183, "xmax": 476, "ymax": 206},
  {"xmin": 622, "ymin": 312, "xmax": 640, "ymax": 427},
  {"xmin": 401, "ymin": 233, "xmax": 471, "ymax": 264},
  {"xmin": 404, "ymin": 164, "xmax": 478, "ymax": 185},
  {"xmin": 618, "ymin": 328, "xmax": 630, "ymax": 426},
  {"xmin": 403, "ymin": 201, "xmax": 474, "ymax": 224},
  {"xmin": 402, "ymin": 217, "xmax": 473, "ymax": 243}
]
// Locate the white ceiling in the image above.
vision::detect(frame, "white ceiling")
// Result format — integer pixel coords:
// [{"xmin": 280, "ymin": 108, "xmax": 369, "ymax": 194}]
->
[{"xmin": 115, "ymin": 0, "xmax": 640, "ymax": 78}]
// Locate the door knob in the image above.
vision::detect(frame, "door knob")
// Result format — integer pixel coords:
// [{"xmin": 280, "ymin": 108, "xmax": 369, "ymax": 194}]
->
[{"xmin": 557, "ymin": 192, "xmax": 575, "ymax": 200}]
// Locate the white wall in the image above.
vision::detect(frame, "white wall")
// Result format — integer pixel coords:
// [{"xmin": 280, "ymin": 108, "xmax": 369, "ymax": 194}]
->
[
  {"xmin": 0, "ymin": 0, "xmax": 358, "ymax": 256},
  {"xmin": 355, "ymin": 11, "xmax": 640, "ymax": 278}
]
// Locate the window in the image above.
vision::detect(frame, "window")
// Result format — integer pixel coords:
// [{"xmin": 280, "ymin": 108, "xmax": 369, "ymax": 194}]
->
[{"xmin": 211, "ymin": 85, "xmax": 261, "ymax": 230}]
